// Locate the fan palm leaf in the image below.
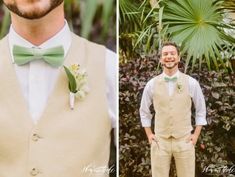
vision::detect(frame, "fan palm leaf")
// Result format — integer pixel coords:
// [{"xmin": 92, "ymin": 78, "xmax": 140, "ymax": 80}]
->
[{"xmin": 161, "ymin": 0, "xmax": 235, "ymax": 71}]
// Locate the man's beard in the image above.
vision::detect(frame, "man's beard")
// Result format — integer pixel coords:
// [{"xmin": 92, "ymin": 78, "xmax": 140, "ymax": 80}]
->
[
  {"xmin": 162, "ymin": 61, "xmax": 179, "ymax": 69},
  {"xmin": 3, "ymin": 0, "xmax": 64, "ymax": 19}
]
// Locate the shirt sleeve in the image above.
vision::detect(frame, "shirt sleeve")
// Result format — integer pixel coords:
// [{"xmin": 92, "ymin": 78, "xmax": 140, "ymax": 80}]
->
[
  {"xmin": 188, "ymin": 77, "xmax": 207, "ymax": 125},
  {"xmin": 105, "ymin": 49, "xmax": 117, "ymax": 128},
  {"xmin": 139, "ymin": 78, "xmax": 155, "ymax": 127}
]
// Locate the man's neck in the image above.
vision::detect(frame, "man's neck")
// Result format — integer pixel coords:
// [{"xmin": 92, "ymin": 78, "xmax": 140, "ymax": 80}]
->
[
  {"xmin": 10, "ymin": 3, "xmax": 64, "ymax": 46},
  {"xmin": 163, "ymin": 66, "xmax": 179, "ymax": 76}
]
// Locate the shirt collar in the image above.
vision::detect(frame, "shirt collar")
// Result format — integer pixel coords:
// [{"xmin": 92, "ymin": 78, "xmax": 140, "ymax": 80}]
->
[
  {"xmin": 162, "ymin": 70, "xmax": 179, "ymax": 78},
  {"xmin": 8, "ymin": 20, "xmax": 72, "ymax": 62}
]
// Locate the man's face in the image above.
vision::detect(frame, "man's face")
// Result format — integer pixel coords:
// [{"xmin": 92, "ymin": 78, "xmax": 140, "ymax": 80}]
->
[
  {"xmin": 160, "ymin": 45, "xmax": 180, "ymax": 69},
  {"xmin": 3, "ymin": 0, "xmax": 64, "ymax": 19}
]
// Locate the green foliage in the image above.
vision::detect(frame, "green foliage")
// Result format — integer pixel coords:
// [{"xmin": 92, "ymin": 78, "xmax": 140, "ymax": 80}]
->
[
  {"xmin": 119, "ymin": 57, "xmax": 158, "ymax": 177},
  {"xmin": 119, "ymin": 56, "xmax": 235, "ymax": 177},
  {"xmin": 64, "ymin": 0, "xmax": 116, "ymax": 48},
  {"xmin": 119, "ymin": 0, "xmax": 235, "ymax": 71},
  {"xmin": 0, "ymin": 5, "xmax": 10, "ymax": 39},
  {"xmin": 223, "ymin": 0, "xmax": 235, "ymax": 12},
  {"xmin": 160, "ymin": 0, "xmax": 235, "ymax": 71},
  {"xmin": 119, "ymin": 0, "xmax": 160, "ymax": 60},
  {"xmin": 63, "ymin": 66, "xmax": 77, "ymax": 93},
  {"xmin": 195, "ymin": 68, "xmax": 235, "ymax": 177}
]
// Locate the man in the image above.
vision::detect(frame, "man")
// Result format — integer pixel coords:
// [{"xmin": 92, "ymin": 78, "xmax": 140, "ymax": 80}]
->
[
  {"xmin": 0, "ymin": 1, "xmax": 116, "ymax": 177},
  {"xmin": 139, "ymin": 42, "xmax": 207, "ymax": 177}
]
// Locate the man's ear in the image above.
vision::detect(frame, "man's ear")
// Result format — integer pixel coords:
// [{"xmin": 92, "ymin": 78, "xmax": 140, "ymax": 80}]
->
[
  {"xmin": 178, "ymin": 55, "xmax": 181, "ymax": 61},
  {"xmin": 159, "ymin": 56, "xmax": 163, "ymax": 64}
]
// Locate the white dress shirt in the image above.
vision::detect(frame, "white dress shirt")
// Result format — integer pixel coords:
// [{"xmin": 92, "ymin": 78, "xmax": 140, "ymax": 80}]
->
[
  {"xmin": 8, "ymin": 21, "xmax": 117, "ymax": 128},
  {"xmin": 139, "ymin": 70, "xmax": 207, "ymax": 127}
]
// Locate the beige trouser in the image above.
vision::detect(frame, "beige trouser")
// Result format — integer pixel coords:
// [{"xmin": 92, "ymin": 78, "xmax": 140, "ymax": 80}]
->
[{"xmin": 151, "ymin": 134, "xmax": 195, "ymax": 177}]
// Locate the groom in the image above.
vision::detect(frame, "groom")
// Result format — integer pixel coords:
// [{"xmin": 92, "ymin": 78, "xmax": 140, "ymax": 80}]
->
[
  {"xmin": 0, "ymin": 1, "xmax": 116, "ymax": 177},
  {"xmin": 140, "ymin": 42, "xmax": 207, "ymax": 177}
]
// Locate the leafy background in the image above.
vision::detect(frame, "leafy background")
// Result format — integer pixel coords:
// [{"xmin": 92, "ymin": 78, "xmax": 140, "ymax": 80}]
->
[
  {"xmin": 119, "ymin": 0, "xmax": 235, "ymax": 177},
  {"xmin": 0, "ymin": 1, "xmax": 116, "ymax": 177}
]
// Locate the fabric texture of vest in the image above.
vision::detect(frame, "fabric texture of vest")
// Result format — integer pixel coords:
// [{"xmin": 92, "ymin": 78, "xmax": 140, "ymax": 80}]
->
[
  {"xmin": 153, "ymin": 72, "xmax": 193, "ymax": 139},
  {"xmin": 0, "ymin": 33, "xmax": 112, "ymax": 177}
]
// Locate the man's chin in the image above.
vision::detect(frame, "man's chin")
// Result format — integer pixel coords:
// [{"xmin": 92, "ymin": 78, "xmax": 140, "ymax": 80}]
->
[
  {"xmin": 14, "ymin": 11, "xmax": 50, "ymax": 20},
  {"xmin": 163, "ymin": 62, "xmax": 178, "ymax": 69},
  {"xmin": 4, "ymin": 0, "xmax": 63, "ymax": 20}
]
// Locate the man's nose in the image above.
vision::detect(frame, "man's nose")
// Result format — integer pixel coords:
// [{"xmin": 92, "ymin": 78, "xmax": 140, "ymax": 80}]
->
[{"xmin": 166, "ymin": 54, "xmax": 173, "ymax": 58}]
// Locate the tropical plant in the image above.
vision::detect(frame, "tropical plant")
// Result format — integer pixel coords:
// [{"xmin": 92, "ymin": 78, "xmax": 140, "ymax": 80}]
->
[
  {"xmin": 119, "ymin": 0, "xmax": 235, "ymax": 71},
  {"xmin": 119, "ymin": 0, "xmax": 160, "ymax": 61},
  {"xmin": 0, "ymin": 3, "xmax": 10, "ymax": 38},
  {"xmin": 223, "ymin": 0, "xmax": 235, "ymax": 12},
  {"xmin": 160, "ymin": 0, "xmax": 235, "ymax": 71}
]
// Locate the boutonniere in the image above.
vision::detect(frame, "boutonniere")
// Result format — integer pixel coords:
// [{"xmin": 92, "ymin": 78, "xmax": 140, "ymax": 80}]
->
[
  {"xmin": 176, "ymin": 82, "xmax": 183, "ymax": 93},
  {"xmin": 63, "ymin": 64, "xmax": 89, "ymax": 110}
]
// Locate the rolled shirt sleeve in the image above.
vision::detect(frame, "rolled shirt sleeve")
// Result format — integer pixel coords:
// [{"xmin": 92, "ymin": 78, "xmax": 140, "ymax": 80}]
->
[
  {"xmin": 188, "ymin": 76, "xmax": 207, "ymax": 125},
  {"xmin": 139, "ymin": 78, "xmax": 155, "ymax": 127},
  {"xmin": 106, "ymin": 49, "xmax": 117, "ymax": 128}
]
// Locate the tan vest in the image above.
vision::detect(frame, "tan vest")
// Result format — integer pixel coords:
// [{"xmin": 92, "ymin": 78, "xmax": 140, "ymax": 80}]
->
[
  {"xmin": 0, "ymin": 33, "xmax": 112, "ymax": 177},
  {"xmin": 153, "ymin": 72, "xmax": 193, "ymax": 138}
]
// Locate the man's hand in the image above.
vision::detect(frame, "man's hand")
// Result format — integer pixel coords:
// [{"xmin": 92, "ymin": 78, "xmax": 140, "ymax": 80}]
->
[
  {"xmin": 186, "ymin": 125, "xmax": 203, "ymax": 145},
  {"xmin": 144, "ymin": 127, "xmax": 157, "ymax": 144},
  {"xmin": 148, "ymin": 133, "xmax": 157, "ymax": 144},
  {"xmin": 186, "ymin": 134, "xmax": 199, "ymax": 145}
]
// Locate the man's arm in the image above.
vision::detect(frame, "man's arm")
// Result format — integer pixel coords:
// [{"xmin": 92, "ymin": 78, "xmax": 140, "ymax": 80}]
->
[
  {"xmin": 187, "ymin": 125, "xmax": 202, "ymax": 145},
  {"xmin": 144, "ymin": 127, "xmax": 157, "ymax": 144},
  {"xmin": 139, "ymin": 79, "xmax": 155, "ymax": 144},
  {"xmin": 187, "ymin": 77, "xmax": 207, "ymax": 145},
  {"xmin": 105, "ymin": 49, "xmax": 117, "ymax": 146}
]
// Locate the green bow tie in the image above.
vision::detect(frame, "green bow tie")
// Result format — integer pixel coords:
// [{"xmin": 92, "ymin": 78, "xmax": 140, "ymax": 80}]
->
[
  {"xmin": 164, "ymin": 76, "xmax": 177, "ymax": 82},
  {"xmin": 13, "ymin": 45, "xmax": 65, "ymax": 67}
]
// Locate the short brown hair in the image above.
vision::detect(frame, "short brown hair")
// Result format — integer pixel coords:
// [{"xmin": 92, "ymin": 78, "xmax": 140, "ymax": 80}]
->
[{"xmin": 160, "ymin": 42, "xmax": 180, "ymax": 56}]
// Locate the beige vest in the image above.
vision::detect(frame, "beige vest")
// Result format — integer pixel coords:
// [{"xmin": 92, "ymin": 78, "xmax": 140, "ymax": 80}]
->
[
  {"xmin": 153, "ymin": 72, "xmax": 193, "ymax": 138},
  {"xmin": 0, "ymin": 33, "xmax": 112, "ymax": 177}
]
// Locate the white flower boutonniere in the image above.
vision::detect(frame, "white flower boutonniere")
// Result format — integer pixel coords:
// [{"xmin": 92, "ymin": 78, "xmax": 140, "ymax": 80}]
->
[
  {"xmin": 64, "ymin": 64, "xmax": 89, "ymax": 110},
  {"xmin": 176, "ymin": 82, "xmax": 183, "ymax": 93}
]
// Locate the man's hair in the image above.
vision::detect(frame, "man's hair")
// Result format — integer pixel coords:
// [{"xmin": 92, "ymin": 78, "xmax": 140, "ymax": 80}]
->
[{"xmin": 159, "ymin": 41, "xmax": 180, "ymax": 56}]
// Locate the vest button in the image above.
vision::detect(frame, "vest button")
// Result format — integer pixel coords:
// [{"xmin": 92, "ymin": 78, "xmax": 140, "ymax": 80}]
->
[
  {"xmin": 32, "ymin": 133, "xmax": 41, "ymax": 142},
  {"xmin": 30, "ymin": 168, "xmax": 39, "ymax": 176}
]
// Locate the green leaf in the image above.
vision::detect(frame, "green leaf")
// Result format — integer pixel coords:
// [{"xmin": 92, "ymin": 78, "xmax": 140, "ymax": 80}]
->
[
  {"xmin": 0, "ymin": 6, "xmax": 10, "ymax": 38},
  {"xmin": 80, "ymin": 0, "xmax": 98, "ymax": 38},
  {"xmin": 63, "ymin": 66, "xmax": 77, "ymax": 93},
  {"xmin": 161, "ymin": 0, "xmax": 235, "ymax": 71},
  {"xmin": 101, "ymin": 0, "xmax": 114, "ymax": 38}
]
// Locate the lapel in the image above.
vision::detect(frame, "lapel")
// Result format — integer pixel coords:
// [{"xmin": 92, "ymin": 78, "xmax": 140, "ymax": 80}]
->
[
  {"xmin": 0, "ymin": 33, "xmax": 86, "ymax": 127},
  {"xmin": 0, "ymin": 36, "xmax": 34, "ymax": 127}
]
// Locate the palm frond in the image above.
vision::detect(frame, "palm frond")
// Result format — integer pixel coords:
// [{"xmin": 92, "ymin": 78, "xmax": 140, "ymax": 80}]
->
[{"xmin": 161, "ymin": 0, "xmax": 235, "ymax": 71}]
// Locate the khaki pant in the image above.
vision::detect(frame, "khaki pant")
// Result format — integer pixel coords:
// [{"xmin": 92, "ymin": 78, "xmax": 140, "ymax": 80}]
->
[{"xmin": 151, "ymin": 134, "xmax": 195, "ymax": 177}]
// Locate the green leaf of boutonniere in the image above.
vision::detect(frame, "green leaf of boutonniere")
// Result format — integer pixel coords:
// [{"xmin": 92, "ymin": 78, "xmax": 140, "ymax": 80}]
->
[
  {"xmin": 63, "ymin": 66, "xmax": 77, "ymax": 93},
  {"xmin": 176, "ymin": 82, "xmax": 183, "ymax": 93}
]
